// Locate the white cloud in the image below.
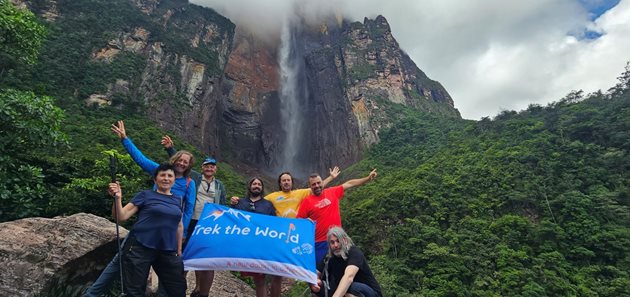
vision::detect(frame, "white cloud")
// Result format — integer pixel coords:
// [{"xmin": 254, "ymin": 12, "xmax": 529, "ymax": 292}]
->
[{"xmin": 192, "ymin": 0, "xmax": 630, "ymax": 119}]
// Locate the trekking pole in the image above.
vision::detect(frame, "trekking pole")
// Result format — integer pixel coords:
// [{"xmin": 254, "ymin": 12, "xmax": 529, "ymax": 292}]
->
[{"xmin": 109, "ymin": 155, "xmax": 126, "ymax": 296}]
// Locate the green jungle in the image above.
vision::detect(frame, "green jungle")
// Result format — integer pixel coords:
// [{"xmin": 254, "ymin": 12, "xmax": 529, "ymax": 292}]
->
[{"xmin": 1, "ymin": 0, "xmax": 629, "ymax": 296}]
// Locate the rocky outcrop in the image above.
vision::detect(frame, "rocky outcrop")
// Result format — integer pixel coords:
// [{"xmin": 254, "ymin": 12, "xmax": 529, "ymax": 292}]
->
[
  {"xmin": 147, "ymin": 270, "xmax": 255, "ymax": 297},
  {"xmin": 0, "ymin": 213, "xmax": 257, "ymax": 297},
  {"xmin": 82, "ymin": 0, "xmax": 236, "ymax": 155},
  {"xmin": 335, "ymin": 16, "xmax": 459, "ymax": 150},
  {"xmin": 0, "ymin": 213, "xmax": 127, "ymax": 296}
]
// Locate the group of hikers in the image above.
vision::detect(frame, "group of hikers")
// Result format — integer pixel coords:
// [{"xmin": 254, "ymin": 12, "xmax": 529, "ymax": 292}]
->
[{"xmin": 84, "ymin": 120, "xmax": 383, "ymax": 297}]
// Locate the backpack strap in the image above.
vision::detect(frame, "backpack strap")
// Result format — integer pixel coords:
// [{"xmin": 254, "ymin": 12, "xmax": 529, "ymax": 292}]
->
[
  {"xmin": 178, "ymin": 177, "xmax": 192, "ymax": 211},
  {"xmin": 323, "ymin": 255, "xmax": 331, "ymax": 297}
]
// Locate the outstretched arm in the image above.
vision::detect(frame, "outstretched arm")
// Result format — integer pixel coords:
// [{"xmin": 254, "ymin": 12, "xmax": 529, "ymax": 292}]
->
[
  {"xmin": 341, "ymin": 169, "xmax": 377, "ymax": 190},
  {"xmin": 111, "ymin": 120, "xmax": 158, "ymax": 175},
  {"xmin": 321, "ymin": 166, "xmax": 340, "ymax": 188}
]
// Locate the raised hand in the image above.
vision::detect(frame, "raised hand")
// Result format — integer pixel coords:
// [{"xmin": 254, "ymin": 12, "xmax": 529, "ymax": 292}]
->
[
  {"xmin": 161, "ymin": 135, "xmax": 174, "ymax": 149},
  {"xmin": 368, "ymin": 168, "xmax": 377, "ymax": 180},
  {"xmin": 329, "ymin": 166, "xmax": 341, "ymax": 179},
  {"xmin": 111, "ymin": 120, "xmax": 127, "ymax": 139}
]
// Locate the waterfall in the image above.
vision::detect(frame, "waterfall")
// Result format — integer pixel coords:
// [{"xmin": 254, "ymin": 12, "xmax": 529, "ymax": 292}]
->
[{"xmin": 277, "ymin": 19, "xmax": 307, "ymax": 176}]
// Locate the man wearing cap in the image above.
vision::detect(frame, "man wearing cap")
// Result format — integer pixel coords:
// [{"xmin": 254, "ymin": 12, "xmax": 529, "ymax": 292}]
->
[{"xmin": 162, "ymin": 135, "xmax": 227, "ymax": 297}]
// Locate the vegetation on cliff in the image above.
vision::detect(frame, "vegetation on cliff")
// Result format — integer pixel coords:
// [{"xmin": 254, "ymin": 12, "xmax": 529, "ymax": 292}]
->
[
  {"xmin": 341, "ymin": 67, "xmax": 630, "ymax": 296},
  {"xmin": 0, "ymin": 0, "xmax": 244, "ymax": 223}
]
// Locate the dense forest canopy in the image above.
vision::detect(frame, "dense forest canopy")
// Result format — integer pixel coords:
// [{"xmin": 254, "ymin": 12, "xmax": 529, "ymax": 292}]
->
[
  {"xmin": 341, "ymin": 73, "xmax": 630, "ymax": 296},
  {"xmin": 2, "ymin": 0, "xmax": 630, "ymax": 296}
]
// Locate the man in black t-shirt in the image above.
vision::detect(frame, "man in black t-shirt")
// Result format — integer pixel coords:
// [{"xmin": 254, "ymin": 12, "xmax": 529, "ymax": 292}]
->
[
  {"xmin": 311, "ymin": 226, "xmax": 382, "ymax": 297},
  {"xmin": 232, "ymin": 177, "xmax": 279, "ymax": 297}
]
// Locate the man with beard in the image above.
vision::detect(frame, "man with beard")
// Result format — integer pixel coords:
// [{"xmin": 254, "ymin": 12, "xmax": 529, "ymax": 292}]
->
[
  {"xmin": 297, "ymin": 169, "xmax": 377, "ymax": 264},
  {"xmin": 162, "ymin": 135, "xmax": 226, "ymax": 297},
  {"xmin": 266, "ymin": 168, "xmax": 339, "ymax": 218},
  {"xmin": 255, "ymin": 169, "xmax": 339, "ymax": 296},
  {"xmin": 310, "ymin": 227, "xmax": 382, "ymax": 297},
  {"xmin": 233, "ymin": 177, "xmax": 277, "ymax": 297}
]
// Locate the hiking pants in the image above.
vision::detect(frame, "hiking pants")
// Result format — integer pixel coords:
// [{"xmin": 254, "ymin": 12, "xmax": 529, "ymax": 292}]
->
[{"xmin": 123, "ymin": 240, "xmax": 186, "ymax": 297}]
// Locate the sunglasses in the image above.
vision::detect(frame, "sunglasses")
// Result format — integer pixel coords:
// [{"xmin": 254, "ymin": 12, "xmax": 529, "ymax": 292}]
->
[{"xmin": 249, "ymin": 202, "xmax": 256, "ymax": 211}]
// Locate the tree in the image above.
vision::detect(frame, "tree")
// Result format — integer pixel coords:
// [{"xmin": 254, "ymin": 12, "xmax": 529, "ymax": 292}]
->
[
  {"xmin": 0, "ymin": 89, "xmax": 66, "ymax": 221},
  {"xmin": 0, "ymin": 0, "xmax": 47, "ymax": 76},
  {"xmin": 608, "ymin": 61, "xmax": 630, "ymax": 97}
]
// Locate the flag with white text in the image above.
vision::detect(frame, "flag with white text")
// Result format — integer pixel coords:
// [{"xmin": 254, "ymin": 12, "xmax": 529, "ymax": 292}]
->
[{"xmin": 182, "ymin": 203, "xmax": 317, "ymax": 283}]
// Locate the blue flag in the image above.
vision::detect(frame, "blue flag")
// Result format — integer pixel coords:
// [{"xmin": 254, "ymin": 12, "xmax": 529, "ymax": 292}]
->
[{"xmin": 182, "ymin": 203, "xmax": 317, "ymax": 283}]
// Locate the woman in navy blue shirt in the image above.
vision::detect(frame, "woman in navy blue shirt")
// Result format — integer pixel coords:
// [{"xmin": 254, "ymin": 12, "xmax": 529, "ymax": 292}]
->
[{"xmin": 108, "ymin": 163, "xmax": 186, "ymax": 297}]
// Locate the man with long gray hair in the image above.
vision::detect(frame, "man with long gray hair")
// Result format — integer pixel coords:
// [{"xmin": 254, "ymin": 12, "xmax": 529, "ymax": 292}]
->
[{"xmin": 310, "ymin": 227, "xmax": 382, "ymax": 297}]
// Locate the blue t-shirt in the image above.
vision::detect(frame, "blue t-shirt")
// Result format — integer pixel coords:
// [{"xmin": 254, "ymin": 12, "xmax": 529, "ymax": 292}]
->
[{"xmin": 131, "ymin": 190, "xmax": 183, "ymax": 252}]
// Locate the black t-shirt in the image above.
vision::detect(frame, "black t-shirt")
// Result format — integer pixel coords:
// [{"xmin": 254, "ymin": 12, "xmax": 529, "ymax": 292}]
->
[
  {"xmin": 234, "ymin": 197, "xmax": 276, "ymax": 216},
  {"xmin": 318, "ymin": 246, "xmax": 383, "ymax": 297}
]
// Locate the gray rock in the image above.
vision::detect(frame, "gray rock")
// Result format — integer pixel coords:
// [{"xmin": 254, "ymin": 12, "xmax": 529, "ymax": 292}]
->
[
  {"xmin": 0, "ymin": 213, "xmax": 257, "ymax": 297},
  {"xmin": 0, "ymin": 213, "xmax": 127, "ymax": 297}
]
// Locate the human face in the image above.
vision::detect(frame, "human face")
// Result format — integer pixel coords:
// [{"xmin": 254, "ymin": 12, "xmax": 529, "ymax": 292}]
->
[
  {"xmin": 329, "ymin": 235, "xmax": 342, "ymax": 256},
  {"xmin": 174, "ymin": 154, "xmax": 191, "ymax": 176},
  {"xmin": 202, "ymin": 163, "xmax": 217, "ymax": 178},
  {"xmin": 309, "ymin": 176, "xmax": 323, "ymax": 196},
  {"xmin": 280, "ymin": 173, "xmax": 293, "ymax": 192},
  {"xmin": 249, "ymin": 179, "xmax": 263, "ymax": 197},
  {"xmin": 154, "ymin": 169, "xmax": 175, "ymax": 192}
]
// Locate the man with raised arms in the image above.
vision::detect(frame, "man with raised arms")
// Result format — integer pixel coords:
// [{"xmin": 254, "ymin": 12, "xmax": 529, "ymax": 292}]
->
[
  {"xmin": 261, "ymin": 168, "xmax": 339, "ymax": 296},
  {"xmin": 297, "ymin": 169, "xmax": 377, "ymax": 264},
  {"xmin": 265, "ymin": 168, "xmax": 339, "ymax": 218}
]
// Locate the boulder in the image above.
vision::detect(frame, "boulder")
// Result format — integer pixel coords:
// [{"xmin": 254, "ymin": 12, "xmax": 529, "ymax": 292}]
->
[
  {"xmin": 0, "ymin": 213, "xmax": 256, "ymax": 296},
  {"xmin": 0, "ymin": 213, "xmax": 127, "ymax": 296}
]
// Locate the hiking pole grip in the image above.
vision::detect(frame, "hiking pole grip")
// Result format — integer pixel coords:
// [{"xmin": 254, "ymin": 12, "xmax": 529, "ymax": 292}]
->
[{"xmin": 109, "ymin": 155, "xmax": 117, "ymax": 183}]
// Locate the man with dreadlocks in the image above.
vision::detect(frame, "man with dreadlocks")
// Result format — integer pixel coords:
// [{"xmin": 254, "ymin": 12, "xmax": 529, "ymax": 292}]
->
[{"xmin": 310, "ymin": 227, "xmax": 382, "ymax": 297}]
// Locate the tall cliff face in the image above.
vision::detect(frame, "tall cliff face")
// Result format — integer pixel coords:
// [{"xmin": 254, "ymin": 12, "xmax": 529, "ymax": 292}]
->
[
  {"xmin": 219, "ymin": 16, "xmax": 460, "ymax": 176},
  {"xmin": 21, "ymin": 0, "xmax": 458, "ymax": 177},
  {"xmin": 22, "ymin": 0, "xmax": 235, "ymax": 155},
  {"xmin": 219, "ymin": 28, "xmax": 282, "ymax": 170},
  {"xmin": 101, "ymin": 0, "xmax": 235, "ymax": 155}
]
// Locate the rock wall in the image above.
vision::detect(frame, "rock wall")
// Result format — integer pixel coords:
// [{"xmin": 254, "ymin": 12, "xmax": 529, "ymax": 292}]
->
[
  {"xmin": 217, "ymin": 16, "xmax": 460, "ymax": 175},
  {"xmin": 21, "ymin": 0, "xmax": 459, "ymax": 177},
  {"xmin": 219, "ymin": 27, "xmax": 282, "ymax": 170}
]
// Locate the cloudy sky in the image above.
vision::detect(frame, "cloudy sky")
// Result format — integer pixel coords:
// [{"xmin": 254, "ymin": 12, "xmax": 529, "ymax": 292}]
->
[{"xmin": 192, "ymin": 0, "xmax": 629, "ymax": 119}]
